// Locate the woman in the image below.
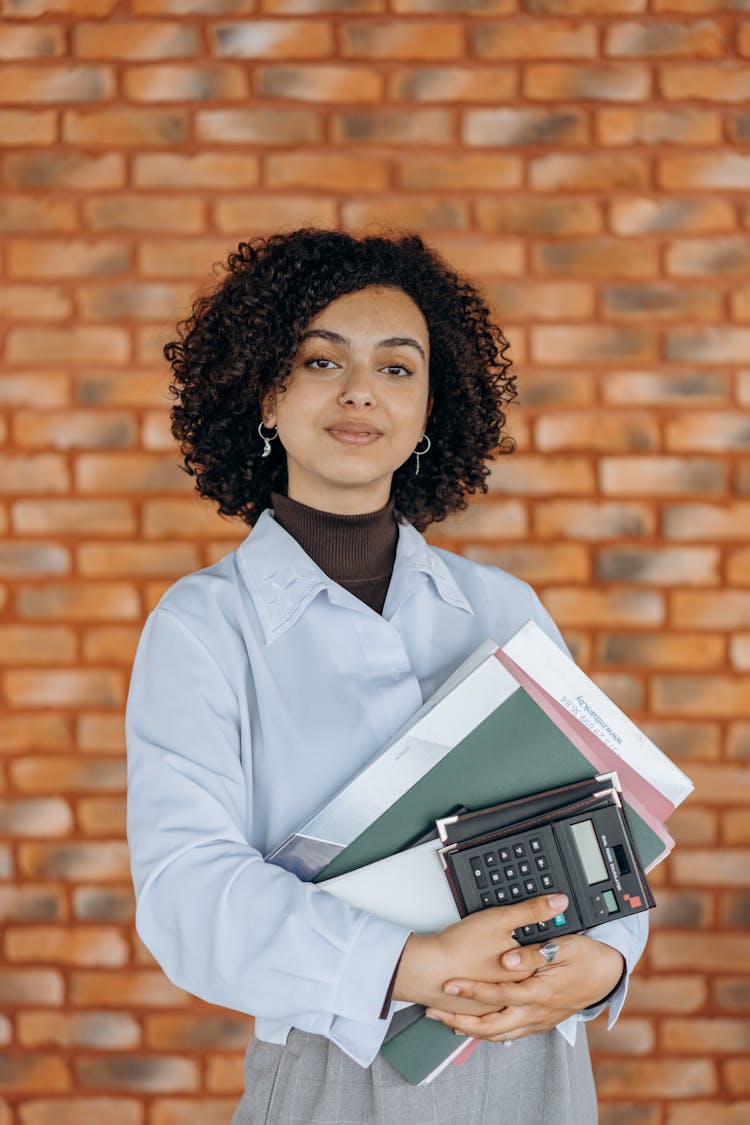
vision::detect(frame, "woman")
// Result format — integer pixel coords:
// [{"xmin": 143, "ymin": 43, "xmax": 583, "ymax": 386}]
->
[{"xmin": 126, "ymin": 229, "xmax": 647, "ymax": 1123}]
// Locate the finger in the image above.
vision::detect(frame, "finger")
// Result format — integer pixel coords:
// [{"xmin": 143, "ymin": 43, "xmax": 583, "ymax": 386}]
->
[
  {"xmin": 441, "ymin": 980, "xmax": 511, "ymax": 1008},
  {"xmin": 425, "ymin": 1006, "xmax": 520, "ymax": 1042},
  {"xmin": 489, "ymin": 893, "xmax": 568, "ymax": 936},
  {"xmin": 501, "ymin": 938, "xmax": 565, "ymax": 972}
]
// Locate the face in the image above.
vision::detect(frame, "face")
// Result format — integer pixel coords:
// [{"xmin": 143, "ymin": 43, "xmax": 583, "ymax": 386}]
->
[{"xmin": 262, "ymin": 286, "xmax": 432, "ymax": 514}]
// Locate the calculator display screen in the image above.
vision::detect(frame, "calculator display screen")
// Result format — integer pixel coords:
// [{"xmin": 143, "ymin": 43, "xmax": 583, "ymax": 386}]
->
[{"xmin": 571, "ymin": 819, "xmax": 608, "ymax": 885}]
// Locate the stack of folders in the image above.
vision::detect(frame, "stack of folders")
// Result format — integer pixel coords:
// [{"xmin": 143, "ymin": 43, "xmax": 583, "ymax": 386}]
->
[{"xmin": 266, "ymin": 619, "xmax": 693, "ymax": 1086}]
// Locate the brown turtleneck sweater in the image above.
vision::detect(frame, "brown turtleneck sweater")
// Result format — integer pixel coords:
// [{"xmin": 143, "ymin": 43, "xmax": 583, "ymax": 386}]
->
[{"xmin": 271, "ymin": 492, "xmax": 398, "ymax": 615}]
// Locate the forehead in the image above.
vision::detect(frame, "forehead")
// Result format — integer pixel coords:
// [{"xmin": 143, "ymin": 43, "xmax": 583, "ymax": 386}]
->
[{"xmin": 307, "ymin": 286, "xmax": 429, "ymax": 341}]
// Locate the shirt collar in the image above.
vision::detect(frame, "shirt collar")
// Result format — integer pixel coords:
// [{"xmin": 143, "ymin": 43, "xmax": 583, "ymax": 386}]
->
[{"xmin": 237, "ymin": 509, "xmax": 473, "ymax": 644}]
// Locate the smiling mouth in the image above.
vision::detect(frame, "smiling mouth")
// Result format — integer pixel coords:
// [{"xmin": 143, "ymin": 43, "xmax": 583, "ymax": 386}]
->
[{"xmin": 327, "ymin": 426, "xmax": 382, "ymax": 445}]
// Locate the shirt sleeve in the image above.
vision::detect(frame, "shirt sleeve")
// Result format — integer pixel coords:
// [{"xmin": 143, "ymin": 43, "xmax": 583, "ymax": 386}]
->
[{"xmin": 126, "ymin": 606, "xmax": 410, "ymax": 1064}]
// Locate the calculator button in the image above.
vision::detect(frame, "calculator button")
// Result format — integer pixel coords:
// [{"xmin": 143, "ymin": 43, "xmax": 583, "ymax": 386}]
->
[
  {"xmin": 490, "ymin": 870, "xmax": 501, "ymax": 885},
  {"xmin": 509, "ymin": 884, "xmax": 523, "ymax": 899},
  {"xmin": 471, "ymin": 858, "xmax": 487, "ymax": 889},
  {"xmin": 499, "ymin": 847, "xmax": 511, "ymax": 862},
  {"xmin": 524, "ymin": 879, "xmax": 537, "ymax": 894},
  {"xmin": 553, "ymin": 913, "xmax": 567, "ymax": 927},
  {"xmin": 522, "ymin": 924, "xmax": 535, "ymax": 937},
  {"xmin": 519, "ymin": 860, "xmax": 531, "ymax": 876},
  {"xmin": 530, "ymin": 838, "xmax": 542, "ymax": 853},
  {"xmin": 484, "ymin": 852, "xmax": 497, "ymax": 866},
  {"xmin": 541, "ymin": 873, "xmax": 554, "ymax": 890},
  {"xmin": 537, "ymin": 920, "xmax": 549, "ymax": 932},
  {"xmin": 480, "ymin": 892, "xmax": 493, "ymax": 907},
  {"xmin": 512, "ymin": 842, "xmax": 526, "ymax": 858},
  {"xmin": 504, "ymin": 866, "xmax": 516, "ymax": 880},
  {"xmin": 535, "ymin": 856, "xmax": 549, "ymax": 871},
  {"xmin": 495, "ymin": 888, "xmax": 508, "ymax": 904}
]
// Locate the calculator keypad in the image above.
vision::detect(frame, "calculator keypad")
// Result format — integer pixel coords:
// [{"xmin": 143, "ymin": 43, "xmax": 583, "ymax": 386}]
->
[{"xmin": 456, "ymin": 828, "xmax": 573, "ymax": 942}]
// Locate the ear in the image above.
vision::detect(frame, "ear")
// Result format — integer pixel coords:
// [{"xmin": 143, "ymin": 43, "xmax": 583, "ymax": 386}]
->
[{"xmin": 260, "ymin": 389, "xmax": 276, "ymax": 428}]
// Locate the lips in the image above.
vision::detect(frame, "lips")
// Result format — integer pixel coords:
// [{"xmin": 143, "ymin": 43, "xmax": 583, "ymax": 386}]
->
[{"xmin": 326, "ymin": 422, "xmax": 383, "ymax": 445}]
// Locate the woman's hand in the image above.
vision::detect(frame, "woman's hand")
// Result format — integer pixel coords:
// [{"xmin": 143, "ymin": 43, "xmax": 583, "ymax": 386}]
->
[
  {"xmin": 393, "ymin": 894, "xmax": 570, "ymax": 1017},
  {"xmin": 424, "ymin": 933, "xmax": 625, "ymax": 1042}
]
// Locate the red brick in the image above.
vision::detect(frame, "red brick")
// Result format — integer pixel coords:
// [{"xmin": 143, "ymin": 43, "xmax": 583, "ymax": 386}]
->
[
  {"xmin": 265, "ymin": 151, "xmax": 389, "ymax": 191},
  {"xmin": 19, "ymin": 1099, "xmax": 142, "ymax": 1125},
  {"xmin": 661, "ymin": 63, "xmax": 750, "ymax": 102},
  {"xmin": 124, "ymin": 63, "xmax": 248, "ymax": 101},
  {"xmin": 741, "ymin": 373, "xmax": 750, "ymax": 405},
  {"xmin": 530, "ymin": 153, "xmax": 649, "ymax": 191},
  {"xmin": 668, "ymin": 327, "xmax": 750, "ymax": 363},
  {"xmin": 255, "ymin": 63, "xmax": 382, "ymax": 102},
  {"xmin": 603, "ymin": 282, "xmax": 720, "ymax": 321},
  {"xmin": 142, "ymin": 411, "xmax": 179, "ymax": 451},
  {"xmin": 14, "ymin": 410, "xmax": 136, "ymax": 449},
  {"xmin": 465, "ymin": 543, "xmax": 589, "ymax": 584},
  {"xmin": 672, "ymin": 591, "xmax": 750, "ymax": 630},
  {"xmin": 0, "ymin": 24, "xmax": 65, "ymax": 58},
  {"xmin": 477, "ymin": 198, "xmax": 601, "ymax": 237},
  {"xmin": 330, "ymin": 108, "xmax": 453, "ymax": 145},
  {"xmin": 145, "ymin": 1014, "xmax": 250, "ymax": 1050},
  {"xmin": 0, "ymin": 284, "xmax": 71, "ymax": 320},
  {"xmin": 77, "ymin": 282, "xmax": 193, "ymax": 323},
  {"xmin": 0, "ymin": 541, "xmax": 70, "ymax": 576},
  {"xmin": 135, "ymin": 0, "xmax": 254, "ymax": 8},
  {"xmin": 0, "ymin": 798, "xmax": 72, "ymax": 836},
  {"xmin": 74, "ymin": 21, "xmax": 198, "ymax": 59},
  {"xmin": 83, "ymin": 195, "xmax": 204, "ymax": 233},
  {"xmin": 74, "ymin": 453, "xmax": 187, "ymax": 494},
  {"xmin": 0, "ymin": 968, "xmax": 64, "ymax": 1006},
  {"xmin": 8, "ymin": 326, "xmax": 130, "ymax": 365},
  {"xmin": 393, "ymin": 0, "xmax": 512, "ymax": 9},
  {"xmin": 606, "ymin": 18, "xmax": 724, "ymax": 56},
  {"xmin": 485, "ymin": 281, "xmax": 594, "ymax": 321},
  {"xmin": 2, "ymin": 0, "xmax": 116, "ymax": 10},
  {"xmin": 725, "ymin": 1060, "xmax": 750, "ymax": 1096},
  {"xmin": 714, "ymin": 977, "xmax": 750, "ymax": 1012},
  {"xmin": 143, "ymin": 498, "xmax": 244, "ymax": 539},
  {"xmin": 487, "ymin": 454, "xmax": 594, "ymax": 496},
  {"xmin": 653, "ymin": 677, "xmax": 750, "ymax": 718},
  {"xmin": 12, "ymin": 499, "xmax": 136, "ymax": 536},
  {"xmin": 0, "ymin": 885, "xmax": 67, "ymax": 922},
  {"xmin": 660, "ymin": 153, "xmax": 750, "ymax": 190},
  {"xmin": 535, "ymin": 240, "xmax": 658, "ymax": 280},
  {"xmin": 4, "ymin": 671, "xmax": 124, "ymax": 708},
  {"xmin": 205, "ymin": 1054, "xmax": 244, "ymax": 1093},
  {"xmin": 476, "ymin": 20, "xmax": 597, "ymax": 59},
  {"xmin": 77, "ymin": 543, "xmax": 198, "ymax": 579},
  {"xmin": 72, "ymin": 886, "xmax": 133, "ymax": 922},
  {"xmin": 728, "ymin": 548, "xmax": 750, "ymax": 584},
  {"xmin": 732, "ymin": 286, "xmax": 750, "ymax": 322},
  {"xmin": 149, "ymin": 1099, "xmax": 238, "ymax": 1125},
  {"xmin": 341, "ymin": 196, "xmax": 469, "ymax": 232},
  {"xmin": 671, "ymin": 849, "xmax": 750, "ymax": 888},
  {"xmin": 340, "ymin": 20, "xmax": 462, "ymax": 59},
  {"xmin": 731, "ymin": 635, "xmax": 750, "ymax": 672},
  {"xmin": 12, "ymin": 755, "xmax": 125, "ymax": 793},
  {"xmin": 215, "ymin": 194, "xmax": 337, "ymax": 234},
  {"xmin": 75, "ymin": 1054, "xmax": 199, "ymax": 1092},
  {"xmin": 0, "ymin": 196, "xmax": 76, "ymax": 233},
  {"xmin": 598, "ymin": 632, "xmax": 723, "ymax": 670},
  {"xmin": 665, "ymin": 804, "xmax": 718, "ymax": 842},
  {"xmin": 598, "ymin": 546, "xmax": 718, "ymax": 585},
  {"xmin": 20, "ymin": 842, "xmax": 130, "ymax": 881},
  {"xmin": 137, "ymin": 237, "xmax": 246, "ymax": 278},
  {"xmin": 134, "ymin": 152, "xmax": 259, "ymax": 189},
  {"xmin": 666, "ymin": 413, "xmax": 750, "ymax": 452},
  {"xmin": 536, "ymin": 412, "xmax": 659, "ymax": 452},
  {"xmin": 420, "ymin": 233, "xmax": 525, "ymax": 277},
  {"xmin": 524, "ymin": 63, "xmax": 650, "ymax": 101},
  {"xmin": 64, "ymin": 109, "xmax": 188, "ymax": 146},
  {"xmin": 5, "ymin": 926, "xmax": 128, "ymax": 967},
  {"xmin": 0, "ymin": 108, "xmax": 56, "ymax": 144},
  {"xmin": 464, "ymin": 107, "xmax": 587, "ymax": 146},
  {"xmin": 666, "ymin": 1106, "xmax": 750, "ymax": 1125},
  {"xmin": 77, "ymin": 796, "xmax": 127, "ymax": 836},
  {"xmin": 3, "ymin": 151, "xmax": 124, "ymax": 189},
  {"xmin": 72, "ymin": 968, "xmax": 188, "ymax": 1008},
  {"xmin": 15, "ymin": 582, "xmax": 139, "ymax": 622},
  {"xmin": 597, "ymin": 105, "xmax": 721, "ymax": 145},
  {"xmin": 595, "ymin": 1059, "xmax": 716, "ymax": 1098},
  {"xmin": 527, "ymin": 0, "xmax": 644, "ymax": 9},
  {"xmin": 7, "ymin": 238, "xmax": 130, "ymax": 279},
  {"xmin": 532, "ymin": 326, "xmax": 656, "ymax": 363},
  {"xmin": 82, "ymin": 627, "xmax": 141, "ymax": 664},
  {"xmin": 213, "ymin": 19, "xmax": 333, "ymax": 58},
  {"xmin": 534, "ymin": 499, "xmax": 655, "ymax": 539},
  {"xmin": 0, "ymin": 1054, "xmax": 71, "ymax": 1093},
  {"xmin": 388, "ymin": 65, "xmax": 516, "ymax": 103},
  {"xmin": 586, "ymin": 1016, "xmax": 654, "ymax": 1054},
  {"xmin": 542, "ymin": 588, "xmax": 664, "ymax": 627},
  {"xmin": 609, "ymin": 197, "xmax": 735, "ymax": 235},
  {"xmin": 0, "ymin": 454, "xmax": 68, "ymax": 493},
  {"xmin": 0, "ymin": 64, "xmax": 114, "ymax": 103},
  {"xmin": 0, "ymin": 714, "xmax": 71, "ymax": 754},
  {"xmin": 665, "ymin": 502, "xmax": 750, "ymax": 541},
  {"xmin": 397, "ymin": 153, "xmax": 521, "ymax": 190},
  {"xmin": 600, "ymin": 456, "xmax": 725, "ymax": 495},
  {"xmin": 0, "ymin": 623, "xmax": 74, "ymax": 661},
  {"xmin": 136, "ymin": 325, "xmax": 183, "ymax": 365},
  {"xmin": 77, "ymin": 714, "xmax": 126, "ymax": 754}
]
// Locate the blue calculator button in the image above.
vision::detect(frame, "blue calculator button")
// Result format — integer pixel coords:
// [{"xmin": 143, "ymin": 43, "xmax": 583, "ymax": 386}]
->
[{"xmin": 553, "ymin": 913, "xmax": 567, "ymax": 927}]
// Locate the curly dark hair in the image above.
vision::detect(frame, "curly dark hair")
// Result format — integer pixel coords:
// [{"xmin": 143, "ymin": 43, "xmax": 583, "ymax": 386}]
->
[{"xmin": 166, "ymin": 228, "xmax": 515, "ymax": 531}]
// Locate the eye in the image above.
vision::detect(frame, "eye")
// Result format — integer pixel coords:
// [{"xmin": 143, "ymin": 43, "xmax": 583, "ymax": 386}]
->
[
  {"xmin": 305, "ymin": 356, "xmax": 339, "ymax": 371},
  {"xmin": 381, "ymin": 363, "xmax": 414, "ymax": 378}
]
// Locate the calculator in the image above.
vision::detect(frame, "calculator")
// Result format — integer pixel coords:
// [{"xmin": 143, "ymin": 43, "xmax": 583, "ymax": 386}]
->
[{"xmin": 437, "ymin": 774, "xmax": 654, "ymax": 944}]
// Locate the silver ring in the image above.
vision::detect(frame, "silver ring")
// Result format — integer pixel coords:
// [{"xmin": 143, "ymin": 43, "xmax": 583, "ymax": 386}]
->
[
  {"xmin": 539, "ymin": 941, "xmax": 560, "ymax": 964},
  {"xmin": 502, "ymin": 1032, "xmax": 513, "ymax": 1048}
]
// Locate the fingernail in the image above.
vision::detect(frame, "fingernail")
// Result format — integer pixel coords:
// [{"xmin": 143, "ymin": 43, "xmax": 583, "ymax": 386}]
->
[
  {"xmin": 443, "ymin": 984, "xmax": 461, "ymax": 995},
  {"xmin": 548, "ymin": 894, "xmax": 568, "ymax": 910},
  {"xmin": 504, "ymin": 952, "xmax": 522, "ymax": 968},
  {"xmin": 425, "ymin": 1011, "xmax": 440, "ymax": 1021}
]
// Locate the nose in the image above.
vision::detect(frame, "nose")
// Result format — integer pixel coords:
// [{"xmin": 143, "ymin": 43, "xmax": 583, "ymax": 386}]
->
[{"xmin": 338, "ymin": 365, "xmax": 376, "ymax": 408}]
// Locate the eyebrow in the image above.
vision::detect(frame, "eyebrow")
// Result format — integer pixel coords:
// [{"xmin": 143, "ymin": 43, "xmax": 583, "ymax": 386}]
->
[{"xmin": 300, "ymin": 328, "xmax": 426, "ymax": 363}]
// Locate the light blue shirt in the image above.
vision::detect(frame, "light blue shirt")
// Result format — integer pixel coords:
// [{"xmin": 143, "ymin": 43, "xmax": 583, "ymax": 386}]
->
[{"xmin": 126, "ymin": 509, "xmax": 648, "ymax": 1067}]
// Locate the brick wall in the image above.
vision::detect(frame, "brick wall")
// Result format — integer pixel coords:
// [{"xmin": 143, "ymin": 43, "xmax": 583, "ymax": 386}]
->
[{"xmin": 1, "ymin": 0, "xmax": 748, "ymax": 1122}]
